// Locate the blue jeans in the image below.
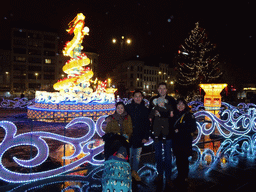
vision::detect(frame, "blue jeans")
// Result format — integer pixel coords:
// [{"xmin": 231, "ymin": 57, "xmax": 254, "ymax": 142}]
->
[
  {"xmin": 129, "ymin": 147, "xmax": 142, "ymax": 171},
  {"xmin": 154, "ymin": 139, "xmax": 173, "ymax": 180}
]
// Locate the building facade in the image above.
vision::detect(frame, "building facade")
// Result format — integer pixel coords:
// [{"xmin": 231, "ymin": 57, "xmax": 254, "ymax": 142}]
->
[
  {"xmin": 0, "ymin": 49, "xmax": 11, "ymax": 93},
  {"xmin": 111, "ymin": 60, "xmax": 176, "ymax": 97},
  {"xmin": 10, "ymin": 28, "xmax": 59, "ymax": 94},
  {"xmin": 4, "ymin": 28, "xmax": 99, "ymax": 96}
]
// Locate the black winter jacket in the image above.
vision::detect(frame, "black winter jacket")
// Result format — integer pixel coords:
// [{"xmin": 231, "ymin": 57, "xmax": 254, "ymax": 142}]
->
[
  {"xmin": 173, "ymin": 110, "xmax": 197, "ymax": 156},
  {"xmin": 149, "ymin": 95, "xmax": 177, "ymax": 140},
  {"xmin": 126, "ymin": 100, "xmax": 150, "ymax": 148}
]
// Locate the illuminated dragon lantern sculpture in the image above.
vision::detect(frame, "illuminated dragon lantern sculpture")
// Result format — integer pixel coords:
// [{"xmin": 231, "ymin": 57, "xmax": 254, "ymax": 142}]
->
[
  {"xmin": 53, "ymin": 13, "xmax": 93, "ymax": 94},
  {"xmin": 27, "ymin": 13, "xmax": 117, "ymax": 122}
]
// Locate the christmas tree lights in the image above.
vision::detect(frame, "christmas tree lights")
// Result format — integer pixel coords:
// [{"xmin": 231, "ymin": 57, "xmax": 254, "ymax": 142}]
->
[{"xmin": 176, "ymin": 22, "xmax": 222, "ymax": 86}]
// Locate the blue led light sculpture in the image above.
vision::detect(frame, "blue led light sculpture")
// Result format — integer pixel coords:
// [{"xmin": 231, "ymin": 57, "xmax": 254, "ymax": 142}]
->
[{"xmin": 1, "ymin": 102, "xmax": 256, "ymax": 183}]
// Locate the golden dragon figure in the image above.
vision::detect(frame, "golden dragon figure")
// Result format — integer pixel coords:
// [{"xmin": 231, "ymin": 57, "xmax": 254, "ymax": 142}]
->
[{"xmin": 53, "ymin": 13, "xmax": 93, "ymax": 92}]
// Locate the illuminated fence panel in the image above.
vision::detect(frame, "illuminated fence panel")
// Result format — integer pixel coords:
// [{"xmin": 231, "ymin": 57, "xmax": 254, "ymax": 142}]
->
[
  {"xmin": 0, "ymin": 116, "xmax": 106, "ymax": 183},
  {"xmin": 1, "ymin": 101, "xmax": 256, "ymax": 183},
  {"xmin": 193, "ymin": 103, "xmax": 256, "ymax": 143},
  {"xmin": 0, "ymin": 98, "xmax": 35, "ymax": 109},
  {"xmin": 4, "ymin": 133, "xmax": 256, "ymax": 192}
]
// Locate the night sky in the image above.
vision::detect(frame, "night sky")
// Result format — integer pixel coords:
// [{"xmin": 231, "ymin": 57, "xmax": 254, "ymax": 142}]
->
[{"xmin": 0, "ymin": 0, "xmax": 254, "ymax": 82}]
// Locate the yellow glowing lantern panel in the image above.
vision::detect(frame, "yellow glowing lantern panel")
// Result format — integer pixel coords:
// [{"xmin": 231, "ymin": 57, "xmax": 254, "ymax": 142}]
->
[{"xmin": 200, "ymin": 84, "xmax": 227, "ymax": 110}]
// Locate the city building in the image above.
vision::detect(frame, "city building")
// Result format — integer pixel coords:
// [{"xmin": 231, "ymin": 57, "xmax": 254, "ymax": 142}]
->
[
  {"xmin": 110, "ymin": 60, "xmax": 176, "ymax": 97},
  {"xmin": 10, "ymin": 28, "xmax": 59, "ymax": 95},
  {"xmin": 1, "ymin": 27, "xmax": 99, "ymax": 97},
  {"xmin": 0, "ymin": 49, "xmax": 11, "ymax": 93}
]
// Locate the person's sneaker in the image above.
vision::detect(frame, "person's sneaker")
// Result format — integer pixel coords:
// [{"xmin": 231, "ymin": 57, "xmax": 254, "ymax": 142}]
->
[{"xmin": 131, "ymin": 170, "xmax": 141, "ymax": 181}]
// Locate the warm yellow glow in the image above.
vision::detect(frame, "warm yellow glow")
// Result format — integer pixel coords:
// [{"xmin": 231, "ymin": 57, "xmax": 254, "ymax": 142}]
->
[
  {"xmin": 243, "ymin": 87, "xmax": 256, "ymax": 91},
  {"xmin": 200, "ymin": 84, "xmax": 227, "ymax": 95},
  {"xmin": 53, "ymin": 13, "xmax": 94, "ymax": 92},
  {"xmin": 62, "ymin": 56, "xmax": 90, "ymax": 74},
  {"xmin": 51, "ymin": 13, "xmax": 117, "ymax": 102},
  {"xmin": 45, "ymin": 59, "xmax": 51, "ymax": 64},
  {"xmin": 127, "ymin": 39, "xmax": 131, "ymax": 44},
  {"xmin": 63, "ymin": 13, "xmax": 89, "ymax": 58},
  {"xmin": 107, "ymin": 78, "xmax": 111, "ymax": 87},
  {"xmin": 105, "ymin": 87, "xmax": 117, "ymax": 94},
  {"xmin": 221, "ymin": 157, "xmax": 227, "ymax": 164},
  {"xmin": 112, "ymin": 38, "xmax": 116, "ymax": 43},
  {"xmin": 200, "ymin": 83, "xmax": 227, "ymax": 110}
]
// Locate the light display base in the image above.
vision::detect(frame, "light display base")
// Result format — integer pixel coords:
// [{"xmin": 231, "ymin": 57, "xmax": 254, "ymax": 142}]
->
[{"xmin": 27, "ymin": 102, "xmax": 115, "ymax": 122}]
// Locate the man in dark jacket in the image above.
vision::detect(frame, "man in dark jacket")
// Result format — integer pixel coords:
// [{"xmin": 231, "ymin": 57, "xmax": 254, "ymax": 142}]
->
[
  {"xmin": 149, "ymin": 82, "xmax": 177, "ymax": 189},
  {"xmin": 126, "ymin": 90, "xmax": 150, "ymax": 182}
]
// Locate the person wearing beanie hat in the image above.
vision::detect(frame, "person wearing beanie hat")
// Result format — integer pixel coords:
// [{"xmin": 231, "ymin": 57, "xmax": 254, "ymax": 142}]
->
[
  {"xmin": 102, "ymin": 145, "xmax": 132, "ymax": 192},
  {"xmin": 108, "ymin": 146, "xmax": 128, "ymax": 162},
  {"xmin": 117, "ymin": 146, "xmax": 128, "ymax": 159}
]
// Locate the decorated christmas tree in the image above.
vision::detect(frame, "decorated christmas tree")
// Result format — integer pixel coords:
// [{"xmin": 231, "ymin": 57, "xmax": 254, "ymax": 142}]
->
[{"xmin": 176, "ymin": 22, "xmax": 222, "ymax": 89}]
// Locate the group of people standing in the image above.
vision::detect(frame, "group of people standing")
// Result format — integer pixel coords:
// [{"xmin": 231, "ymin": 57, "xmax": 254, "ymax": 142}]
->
[{"xmin": 102, "ymin": 82, "xmax": 197, "ymax": 191}]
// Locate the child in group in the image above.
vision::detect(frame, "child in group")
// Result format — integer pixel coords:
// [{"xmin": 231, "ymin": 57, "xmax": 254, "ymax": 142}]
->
[
  {"xmin": 149, "ymin": 97, "xmax": 174, "ymax": 143},
  {"xmin": 102, "ymin": 146, "xmax": 132, "ymax": 192},
  {"xmin": 108, "ymin": 146, "xmax": 129, "ymax": 162}
]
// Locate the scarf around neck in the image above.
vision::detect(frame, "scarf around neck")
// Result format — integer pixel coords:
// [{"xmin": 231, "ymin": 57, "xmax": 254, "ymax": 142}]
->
[{"xmin": 112, "ymin": 111, "xmax": 127, "ymax": 135}]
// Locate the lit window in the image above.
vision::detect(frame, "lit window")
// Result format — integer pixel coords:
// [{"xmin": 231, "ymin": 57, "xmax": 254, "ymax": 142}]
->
[
  {"xmin": 15, "ymin": 56, "xmax": 26, "ymax": 62},
  {"xmin": 45, "ymin": 59, "xmax": 51, "ymax": 64}
]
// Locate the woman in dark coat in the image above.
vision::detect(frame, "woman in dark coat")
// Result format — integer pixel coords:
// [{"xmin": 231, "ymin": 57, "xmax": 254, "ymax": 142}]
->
[
  {"xmin": 173, "ymin": 98, "xmax": 197, "ymax": 188},
  {"xmin": 103, "ymin": 102, "xmax": 133, "ymax": 160}
]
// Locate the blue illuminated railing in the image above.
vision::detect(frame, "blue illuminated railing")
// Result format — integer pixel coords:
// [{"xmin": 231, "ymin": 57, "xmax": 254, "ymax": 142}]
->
[
  {"xmin": 0, "ymin": 97, "xmax": 35, "ymax": 109},
  {"xmin": 0, "ymin": 101, "xmax": 256, "ymax": 184}
]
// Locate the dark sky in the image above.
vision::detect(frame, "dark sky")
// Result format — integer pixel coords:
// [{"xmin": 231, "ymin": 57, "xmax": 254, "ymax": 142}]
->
[{"xmin": 0, "ymin": 0, "xmax": 254, "ymax": 81}]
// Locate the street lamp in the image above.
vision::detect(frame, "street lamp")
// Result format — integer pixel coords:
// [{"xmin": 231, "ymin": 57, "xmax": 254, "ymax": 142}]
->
[
  {"xmin": 5, "ymin": 72, "xmax": 10, "ymax": 85},
  {"xmin": 126, "ymin": 38, "xmax": 131, "ymax": 45},
  {"xmin": 112, "ymin": 36, "xmax": 132, "ymax": 57},
  {"xmin": 112, "ymin": 36, "xmax": 132, "ymax": 93}
]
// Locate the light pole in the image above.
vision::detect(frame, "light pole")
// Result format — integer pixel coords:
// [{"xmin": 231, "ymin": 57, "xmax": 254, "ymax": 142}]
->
[
  {"xmin": 170, "ymin": 80, "xmax": 174, "ymax": 95},
  {"xmin": 112, "ymin": 36, "xmax": 131, "ymax": 58},
  {"xmin": 35, "ymin": 72, "xmax": 39, "ymax": 90},
  {"xmin": 112, "ymin": 36, "xmax": 132, "ymax": 98},
  {"xmin": 5, "ymin": 71, "xmax": 9, "ymax": 85}
]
